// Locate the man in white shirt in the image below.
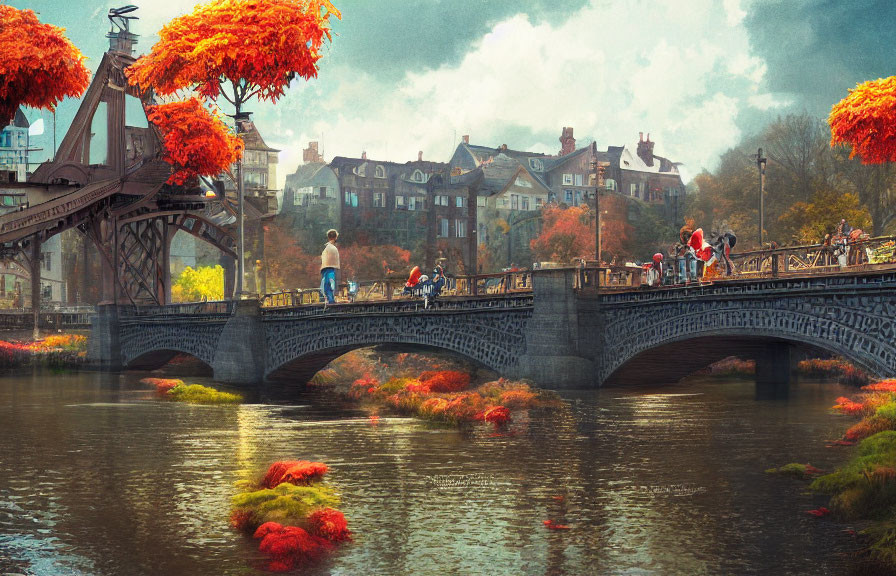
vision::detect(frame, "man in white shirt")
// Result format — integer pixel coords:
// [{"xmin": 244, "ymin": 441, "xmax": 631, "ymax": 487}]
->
[{"xmin": 320, "ymin": 229, "xmax": 340, "ymax": 304}]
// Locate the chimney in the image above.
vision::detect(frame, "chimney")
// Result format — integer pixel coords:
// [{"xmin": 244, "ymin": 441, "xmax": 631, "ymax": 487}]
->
[
  {"xmin": 636, "ymin": 132, "xmax": 655, "ymax": 167},
  {"xmin": 362, "ymin": 151, "xmax": 367, "ymax": 161},
  {"xmin": 303, "ymin": 141, "xmax": 323, "ymax": 164},
  {"xmin": 462, "ymin": 135, "xmax": 470, "ymax": 144},
  {"xmin": 500, "ymin": 144, "xmax": 508, "ymax": 152},
  {"xmin": 418, "ymin": 151, "xmax": 423, "ymax": 162},
  {"xmin": 559, "ymin": 126, "xmax": 576, "ymax": 156}
]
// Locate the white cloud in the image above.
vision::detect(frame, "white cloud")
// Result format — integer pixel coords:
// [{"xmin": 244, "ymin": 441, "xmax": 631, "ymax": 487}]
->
[{"xmin": 247, "ymin": 0, "xmax": 774, "ymax": 187}]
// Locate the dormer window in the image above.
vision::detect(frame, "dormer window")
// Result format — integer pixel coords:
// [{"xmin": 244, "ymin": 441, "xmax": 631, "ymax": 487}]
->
[
  {"xmin": 412, "ymin": 169, "xmax": 424, "ymax": 182},
  {"xmin": 529, "ymin": 158, "xmax": 543, "ymax": 171},
  {"xmin": 375, "ymin": 165, "xmax": 386, "ymax": 178},
  {"xmin": 354, "ymin": 164, "xmax": 367, "ymax": 177}
]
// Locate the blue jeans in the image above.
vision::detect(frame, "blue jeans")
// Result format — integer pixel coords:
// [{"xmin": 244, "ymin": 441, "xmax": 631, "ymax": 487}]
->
[
  {"xmin": 678, "ymin": 255, "xmax": 697, "ymax": 282},
  {"xmin": 320, "ymin": 267, "xmax": 336, "ymax": 303}
]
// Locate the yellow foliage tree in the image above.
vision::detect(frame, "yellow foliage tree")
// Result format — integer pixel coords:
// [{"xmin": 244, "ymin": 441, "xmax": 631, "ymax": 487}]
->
[{"xmin": 171, "ymin": 266, "xmax": 225, "ymax": 302}]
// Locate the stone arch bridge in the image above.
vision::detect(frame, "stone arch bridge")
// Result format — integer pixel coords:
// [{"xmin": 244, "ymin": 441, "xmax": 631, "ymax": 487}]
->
[{"xmin": 89, "ymin": 269, "xmax": 896, "ymax": 390}]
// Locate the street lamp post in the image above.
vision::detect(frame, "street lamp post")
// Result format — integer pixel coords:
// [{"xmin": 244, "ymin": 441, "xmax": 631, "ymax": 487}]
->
[{"xmin": 757, "ymin": 148, "xmax": 767, "ymax": 247}]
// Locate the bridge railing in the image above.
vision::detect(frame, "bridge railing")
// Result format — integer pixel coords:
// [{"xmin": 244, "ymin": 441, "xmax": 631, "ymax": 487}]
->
[
  {"xmin": 586, "ymin": 235, "xmax": 896, "ymax": 289},
  {"xmin": 260, "ymin": 271, "xmax": 535, "ymax": 309},
  {"xmin": 120, "ymin": 300, "xmax": 235, "ymax": 317},
  {"xmin": 727, "ymin": 235, "xmax": 896, "ymax": 279},
  {"xmin": 0, "ymin": 309, "xmax": 93, "ymax": 329}
]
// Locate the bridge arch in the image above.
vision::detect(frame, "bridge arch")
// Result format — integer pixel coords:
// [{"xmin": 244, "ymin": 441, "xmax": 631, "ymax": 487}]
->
[
  {"xmin": 598, "ymin": 295, "xmax": 896, "ymax": 385},
  {"xmin": 118, "ymin": 317, "xmax": 228, "ymax": 370},
  {"xmin": 263, "ymin": 306, "xmax": 531, "ymax": 384}
]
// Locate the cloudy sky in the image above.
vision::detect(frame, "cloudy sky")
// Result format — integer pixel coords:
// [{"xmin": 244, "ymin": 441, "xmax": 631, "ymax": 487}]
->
[{"xmin": 9, "ymin": 0, "xmax": 895, "ymax": 185}]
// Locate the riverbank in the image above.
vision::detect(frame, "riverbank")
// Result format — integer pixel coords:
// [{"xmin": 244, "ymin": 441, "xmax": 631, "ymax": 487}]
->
[
  {"xmin": 772, "ymin": 378, "xmax": 896, "ymax": 573},
  {"xmin": 0, "ymin": 332, "xmax": 88, "ymax": 369}
]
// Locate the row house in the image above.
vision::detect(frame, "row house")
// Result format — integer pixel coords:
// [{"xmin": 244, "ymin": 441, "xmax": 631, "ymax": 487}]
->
[
  {"xmin": 602, "ymin": 132, "xmax": 685, "ymax": 223},
  {"xmin": 1, "ymin": 109, "xmax": 66, "ymax": 305}
]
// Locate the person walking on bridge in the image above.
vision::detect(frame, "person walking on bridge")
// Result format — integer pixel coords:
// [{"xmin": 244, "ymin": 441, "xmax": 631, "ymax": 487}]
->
[{"xmin": 320, "ymin": 229, "xmax": 340, "ymax": 304}]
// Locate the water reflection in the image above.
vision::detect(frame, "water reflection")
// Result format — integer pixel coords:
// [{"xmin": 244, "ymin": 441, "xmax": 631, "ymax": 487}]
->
[{"xmin": 0, "ymin": 371, "xmax": 859, "ymax": 575}]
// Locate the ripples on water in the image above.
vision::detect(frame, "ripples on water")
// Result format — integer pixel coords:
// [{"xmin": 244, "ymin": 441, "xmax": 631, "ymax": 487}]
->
[{"xmin": 0, "ymin": 370, "xmax": 861, "ymax": 575}]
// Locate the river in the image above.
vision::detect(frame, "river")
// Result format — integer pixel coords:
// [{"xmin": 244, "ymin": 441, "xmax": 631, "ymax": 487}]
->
[{"xmin": 0, "ymin": 370, "xmax": 863, "ymax": 575}]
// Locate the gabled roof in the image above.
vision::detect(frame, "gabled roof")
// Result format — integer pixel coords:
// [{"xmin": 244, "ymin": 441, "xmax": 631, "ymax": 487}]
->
[
  {"xmin": 240, "ymin": 121, "xmax": 279, "ymax": 152},
  {"xmin": 12, "ymin": 108, "xmax": 29, "ymax": 129},
  {"xmin": 286, "ymin": 162, "xmax": 328, "ymax": 187},
  {"xmin": 617, "ymin": 146, "xmax": 680, "ymax": 175},
  {"xmin": 455, "ymin": 143, "xmax": 551, "ymax": 189},
  {"xmin": 542, "ymin": 143, "xmax": 593, "ymax": 172}
]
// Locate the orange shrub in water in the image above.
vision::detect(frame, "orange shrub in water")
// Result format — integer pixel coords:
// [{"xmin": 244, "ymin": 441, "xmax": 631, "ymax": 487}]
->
[
  {"xmin": 262, "ymin": 461, "xmax": 328, "ymax": 489},
  {"xmin": 419, "ymin": 397, "xmax": 450, "ymax": 418},
  {"xmin": 844, "ymin": 418, "xmax": 892, "ymax": 442},
  {"xmin": 499, "ymin": 389, "xmax": 538, "ymax": 409},
  {"xmin": 307, "ymin": 508, "xmax": 351, "ymax": 542},
  {"xmin": 863, "ymin": 380, "xmax": 896, "ymax": 392},
  {"xmin": 833, "ymin": 396, "xmax": 866, "ymax": 415}
]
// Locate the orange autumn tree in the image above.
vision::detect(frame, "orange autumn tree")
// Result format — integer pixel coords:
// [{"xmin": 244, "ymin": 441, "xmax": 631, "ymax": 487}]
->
[
  {"xmin": 530, "ymin": 204, "xmax": 596, "ymax": 263},
  {"xmin": 127, "ymin": 0, "xmax": 340, "ymax": 294},
  {"xmin": 0, "ymin": 5, "xmax": 90, "ymax": 124},
  {"xmin": 146, "ymin": 98, "xmax": 244, "ymax": 185},
  {"xmin": 126, "ymin": 0, "xmax": 340, "ymax": 115},
  {"xmin": 829, "ymin": 76, "xmax": 896, "ymax": 164}
]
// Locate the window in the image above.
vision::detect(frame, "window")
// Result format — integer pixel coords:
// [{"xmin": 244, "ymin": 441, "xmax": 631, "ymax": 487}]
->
[
  {"xmin": 575, "ymin": 174, "xmax": 583, "ymax": 186},
  {"xmin": 345, "ymin": 190, "xmax": 358, "ymax": 206},
  {"xmin": 43, "ymin": 253, "xmax": 51, "ymax": 271},
  {"xmin": 575, "ymin": 190, "xmax": 583, "ymax": 205},
  {"xmin": 438, "ymin": 218, "xmax": 449, "ymax": 238},
  {"xmin": 529, "ymin": 158, "xmax": 543, "ymax": 171},
  {"xmin": 521, "ymin": 196, "xmax": 530, "ymax": 210},
  {"xmin": 511, "ymin": 194, "xmax": 519, "ymax": 210},
  {"xmin": 605, "ymin": 178, "xmax": 617, "ymax": 191},
  {"xmin": 455, "ymin": 196, "xmax": 465, "ymax": 208},
  {"xmin": 412, "ymin": 170, "xmax": 424, "ymax": 182},
  {"xmin": 375, "ymin": 165, "xmax": 386, "ymax": 178},
  {"xmin": 477, "ymin": 197, "xmax": 486, "ymax": 207},
  {"xmin": 514, "ymin": 177, "xmax": 532, "ymax": 188},
  {"xmin": 326, "ymin": 187, "xmax": 337, "ymax": 198},
  {"xmin": 355, "ymin": 164, "xmax": 366, "ymax": 177},
  {"xmin": 564, "ymin": 190, "xmax": 573, "ymax": 204},
  {"xmin": 373, "ymin": 192, "xmax": 385, "ymax": 207},
  {"xmin": 630, "ymin": 183, "xmax": 637, "ymax": 197},
  {"xmin": 395, "ymin": 195, "xmax": 405, "ymax": 208},
  {"xmin": 456, "ymin": 219, "xmax": 466, "ymax": 238},
  {"xmin": 536, "ymin": 197, "xmax": 544, "ymax": 208},
  {"xmin": 562, "ymin": 173, "xmax": 573, "ymax": 185},
  {"xmin": 435, "ymin": 195, "xmax": 449, "ymax": 206},
  {"xmin": 42, "ymin": 284, "xmax": 52, "ymax": 299},
  {"xmin": 408, "ymin": 196, "xmax": 422, "ymax": 211}
]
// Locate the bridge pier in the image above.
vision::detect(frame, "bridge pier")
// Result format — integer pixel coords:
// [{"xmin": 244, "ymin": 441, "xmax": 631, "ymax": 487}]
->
[
  {"xmin": 755, "ymin": 342, "xmax": 795, "ymax": 399},
  {"xmin": 211, "ymin": 299, "xmax": 265, "ymax": 384},
  {"xmin": 87, "ymin": 304, "xmax": 122, "ymax": 370},
  {"xmin": 515, "ymin": 269, "xmax": 595, "ymax": 388}
]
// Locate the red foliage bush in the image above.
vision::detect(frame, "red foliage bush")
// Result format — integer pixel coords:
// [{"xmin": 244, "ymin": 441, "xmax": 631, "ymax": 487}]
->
[
  {"xmin": 476, "ymin": 405, "xmax": 511, "ymax": 425},
  {"xmin": 307, "ymin": 507, "xmax": 351, "ymax": 542},
  {"xmin": 262, "ymin": 461, "xmax": 329, "ymax": 488},
  {"xmin": 254, "ymin": 522, "xmax": 330, "ymax": 572},
  {"xmin": 423, "ymin": 371, "xmax": 471, "ymax": 393},
  {"xmin": 543, "ymin": 520, "xmax": 571, "ymax": 530},
  {"xmin": 806, "ymin": 507, "xmax": 830, "ymax": 517}
]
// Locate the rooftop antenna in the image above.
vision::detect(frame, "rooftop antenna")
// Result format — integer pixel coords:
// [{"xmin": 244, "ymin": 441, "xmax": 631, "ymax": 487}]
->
[{"xmin": 107, "ymin": 5, "xmax": 139, "ymax": 56}]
